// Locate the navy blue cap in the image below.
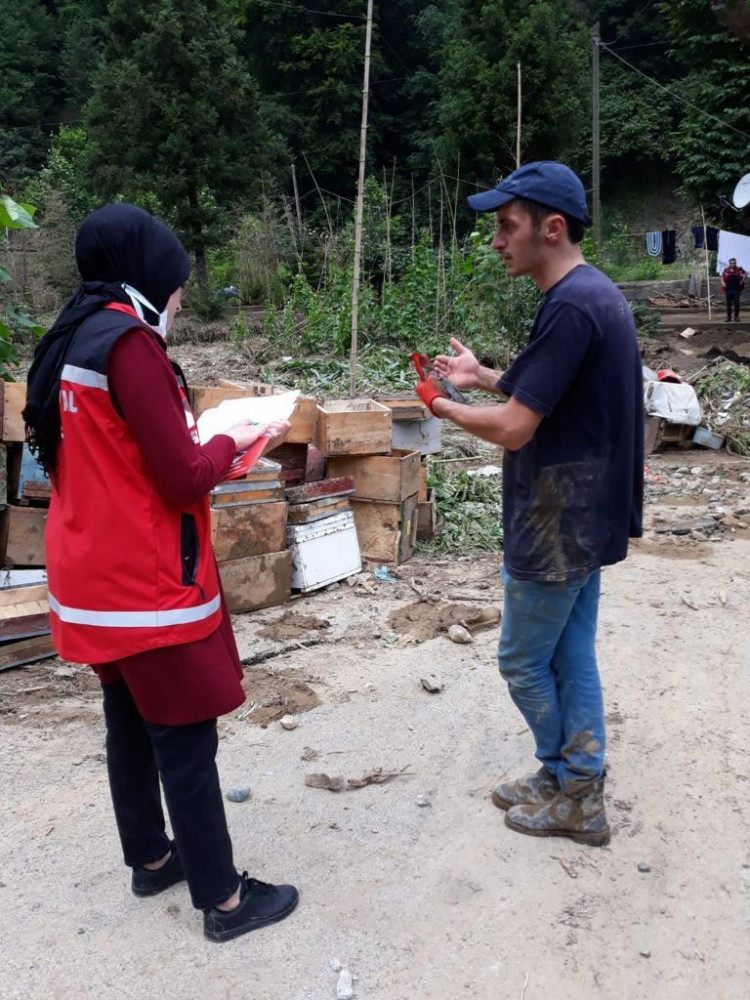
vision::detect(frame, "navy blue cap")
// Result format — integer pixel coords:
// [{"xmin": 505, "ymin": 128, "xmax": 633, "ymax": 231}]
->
[{"xmin": 467, "ymin": 161, "xmax": 592, "ymax": 226}]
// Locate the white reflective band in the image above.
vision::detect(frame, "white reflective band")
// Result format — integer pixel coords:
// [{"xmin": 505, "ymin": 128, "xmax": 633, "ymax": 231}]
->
[
  {"xmin": 61, "ymin": 365, "xmax": 109, "ymax": 391},
  {"xmin": 48, "ymin": 592, "xmax": 221, "ymax": 628}
]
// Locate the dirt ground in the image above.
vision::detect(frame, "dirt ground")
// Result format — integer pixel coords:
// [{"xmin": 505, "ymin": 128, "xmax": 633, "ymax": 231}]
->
[{"xmin": 1, "ymin": 444, "xmax": 749, "ymax": 999}]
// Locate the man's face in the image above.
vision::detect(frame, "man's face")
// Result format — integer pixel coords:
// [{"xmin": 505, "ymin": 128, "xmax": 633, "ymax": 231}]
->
[
  {"xmin": 491, "ymin": 202, "xmax": 544, "ymax": 278},
  {"xmin": 730, "ymin": 258, "xmax": 737, "ymax": 268}
]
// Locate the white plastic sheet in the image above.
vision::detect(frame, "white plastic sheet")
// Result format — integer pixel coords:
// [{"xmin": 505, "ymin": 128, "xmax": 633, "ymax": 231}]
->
[{"xmin": 643, "ymin": 381, "xmax": 701, "ymax": 426}]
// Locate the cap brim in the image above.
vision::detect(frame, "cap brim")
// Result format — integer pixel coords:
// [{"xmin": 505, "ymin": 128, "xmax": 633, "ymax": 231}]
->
[{"xmin": 466, "ymin": 188, "xmax": 515, "ymax": 212}]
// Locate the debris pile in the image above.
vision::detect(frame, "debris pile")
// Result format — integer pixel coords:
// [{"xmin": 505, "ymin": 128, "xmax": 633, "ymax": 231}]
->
[{"xmin": 693, "ymin": 361, "xmax": 750, "ymax": 456}]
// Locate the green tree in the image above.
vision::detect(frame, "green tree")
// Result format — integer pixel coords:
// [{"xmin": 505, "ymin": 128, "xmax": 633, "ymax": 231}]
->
[
  {"xmin": 0, "ymin": 0, "xmax": 64, "ymax": 188},
  {"xmin": 83, "ymin": 0, "xmax": 280, "ymax": 285},
  {"xmin": 426, "ymin": 0, "xmax": 591, "ymax": 184},
  {"xmin": 661, "ymin": 0, "xmax": 750, "ymax": 214}
]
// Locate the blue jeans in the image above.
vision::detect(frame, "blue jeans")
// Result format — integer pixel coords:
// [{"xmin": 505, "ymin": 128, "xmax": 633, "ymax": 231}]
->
[{"xmin": 497, "ymin": 567, "xmax": 605, "ymax": 794}]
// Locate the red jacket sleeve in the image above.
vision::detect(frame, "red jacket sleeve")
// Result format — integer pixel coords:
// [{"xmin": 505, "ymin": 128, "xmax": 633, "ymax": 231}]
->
[{"xmin": 108, "ymin": 328, "xmax": 236, "ymax": 507}]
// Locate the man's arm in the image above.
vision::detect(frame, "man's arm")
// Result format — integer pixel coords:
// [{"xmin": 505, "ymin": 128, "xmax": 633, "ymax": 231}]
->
[{"xmin": 431, "ymin": 395, "xmax": 542, "ymax": 451}]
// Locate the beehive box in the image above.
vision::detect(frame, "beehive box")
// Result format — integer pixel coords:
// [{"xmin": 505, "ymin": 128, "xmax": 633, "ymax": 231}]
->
[
  {"xmin": 287, "ymin": 510, "xmax": 362, "ymax": 592},
  {"xmin": 218, "ymin": 550, "xmax": 292, "ymax": 613},
  {"xmin": 350, "ymin": 494, "xmax": 418, "ymax": 565},
  {"xmin": 0, "ymin": 505, "xmax": 47, "ymax": 566},
  {"xmin": 189, "ymin": 381, "xmax": 318, "ymax": 444},
  {"xmin": 327, "ymin": 449, "xmax": 420, "ymax": 502},
  {"xmin": 210, "ymin": 502, "xmax": 288, "ymax": 563},
  {"xmin": 1, "ymin": 381, "xmax": 27, "ymax": 443},
  {"xmin": 314, "ymin": 400, "xmax": 391, "ymax": 457}
]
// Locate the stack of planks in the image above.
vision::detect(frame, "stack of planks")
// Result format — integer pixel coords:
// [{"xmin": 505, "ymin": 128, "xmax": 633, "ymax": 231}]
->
[{"xmin": 0, "ymin": 575, "xmax": 54, "ymax": 672}]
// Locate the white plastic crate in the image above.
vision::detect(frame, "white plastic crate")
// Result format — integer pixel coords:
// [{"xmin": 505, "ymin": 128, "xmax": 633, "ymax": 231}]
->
[{"xmin": 286, "ymin": 510, "xmax": 362, "ymax": 593}]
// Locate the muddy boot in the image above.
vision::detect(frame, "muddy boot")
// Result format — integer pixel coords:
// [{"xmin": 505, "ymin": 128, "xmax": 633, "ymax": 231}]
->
[
  {"xmin": 504, "ymin": 778, "xmax": 610, "ymax": 846},
  {"xmin": 491, "ymin": 766, "xmax": 560, "ymax": 811}
]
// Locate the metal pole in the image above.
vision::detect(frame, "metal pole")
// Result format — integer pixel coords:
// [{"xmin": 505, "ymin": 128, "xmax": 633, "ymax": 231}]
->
[
  {"xmin": 592, "ymin": 22, "xmax": 601, "ymax": 250},
  {"xmin": 516, "ymin": 61, "xmax": 522, "ymax": 168},
  {"xmin": 349, "ymin": 0, "xmax": 374, "ymax": 397},
  {"xmin": 701, "ymin": 205, "xmax": 712, "ymax": 319}
]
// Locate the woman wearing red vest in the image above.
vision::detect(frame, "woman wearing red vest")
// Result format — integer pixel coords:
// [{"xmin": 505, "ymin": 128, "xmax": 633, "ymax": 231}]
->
[{"xmin": 24, "ymin": 204, "xmax": 299, "ymax": 942}]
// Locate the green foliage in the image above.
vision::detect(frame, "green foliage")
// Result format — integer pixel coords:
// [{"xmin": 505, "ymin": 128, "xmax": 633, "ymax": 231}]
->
[
  {"xmin": 422, "ymin": 465, "xmax": 504, "ymax": 555},
  {"xmin": 629, "ymin": 300, "xmax": 660, "ymax": 339},
  {"xmin": 186, "ymin": 280, "xmax": 227, "ymax": 321},
  {"xmin": 83, "ymin": 0, "xmax": 281, "ymax": 281},
  {"xmin": 0, "ymin": 0, "xmax": 64, "ymax": 187},
  {"xmin": 0, "ymin": 191, "xmax": 43, "ymax": 376},
  {"xmin": 24, "ymin": 127, "xmax": 99, "ymax": 222},
  {"xmin": 660, "ymin": 0, "xmax": 750, "ymax": 215}
]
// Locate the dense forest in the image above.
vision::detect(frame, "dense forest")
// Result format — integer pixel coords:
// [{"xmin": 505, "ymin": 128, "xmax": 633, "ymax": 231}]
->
[{"xmin": 1, "ymin": 1, "xmax": 749, "ymax": 375}]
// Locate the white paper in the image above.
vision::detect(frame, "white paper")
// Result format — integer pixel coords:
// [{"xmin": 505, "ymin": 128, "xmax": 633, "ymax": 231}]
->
[{"xmin": 197, "ymin": 390, "xmax": 300, "ymax": 444}]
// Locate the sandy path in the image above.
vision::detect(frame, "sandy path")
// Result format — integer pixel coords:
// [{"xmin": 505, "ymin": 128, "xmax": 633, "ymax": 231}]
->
[{"xmin": 1, "ymin": 532, "xmax": 748, "ymax": 1000}]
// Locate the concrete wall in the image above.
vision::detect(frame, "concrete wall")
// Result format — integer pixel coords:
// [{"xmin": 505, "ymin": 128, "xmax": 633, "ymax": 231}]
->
[{"xmin": 617, "ymin": 277, "xmax": 722, "ymax": 301}]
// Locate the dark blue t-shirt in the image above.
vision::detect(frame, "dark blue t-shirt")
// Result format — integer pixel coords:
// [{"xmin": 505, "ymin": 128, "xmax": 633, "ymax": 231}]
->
[{"xmin": 498, "ymin": 264, "xmax": 643, "ymax": 582}]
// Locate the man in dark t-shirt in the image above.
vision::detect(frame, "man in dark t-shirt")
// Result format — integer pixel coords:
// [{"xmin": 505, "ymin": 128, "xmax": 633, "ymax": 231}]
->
[{"xmin": 417, "ymin": 161, "xmax": 644, "ymax": 847}]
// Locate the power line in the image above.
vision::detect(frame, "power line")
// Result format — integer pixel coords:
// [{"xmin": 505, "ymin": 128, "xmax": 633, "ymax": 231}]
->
[
  {"xmin": 257, "ymin": 0, "xmax": 364, "ymax": 20},
  {"xmin": 599, "ymin": 40, "xmax": 750, "ymax": 139}
]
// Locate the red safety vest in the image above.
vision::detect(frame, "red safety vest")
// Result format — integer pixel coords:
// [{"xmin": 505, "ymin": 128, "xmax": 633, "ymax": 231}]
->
[{"xmin": 46, "ymin": 303, "xmax": 222, "ymax": 664}]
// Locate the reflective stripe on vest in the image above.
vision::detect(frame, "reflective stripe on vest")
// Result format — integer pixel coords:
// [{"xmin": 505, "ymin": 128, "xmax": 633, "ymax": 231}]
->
[
  {"xmin": 48, "ymin": 592, "xmax": 221, "ymax": 628},
  {"xmin": 61, "ymin": 364, "xmax": 109, "ymax": 391}
]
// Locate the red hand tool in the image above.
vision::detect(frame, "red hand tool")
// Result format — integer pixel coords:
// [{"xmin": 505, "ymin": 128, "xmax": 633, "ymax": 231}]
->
[{"xmin": 410, "ymin": 352, "xmax": 467, "ymax": 404}]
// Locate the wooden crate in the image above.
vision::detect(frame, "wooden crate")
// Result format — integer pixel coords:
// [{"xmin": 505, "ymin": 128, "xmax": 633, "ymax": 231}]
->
[
  {"xmin": 210, "ymin": 501, "xmax": 287, "ymax": 563},
  {"xmin": 350, "ymin": 494, "xmax": 418, "ymax": 565},
  {"xmin": 416, "ymin": 489, "xmax": 437, "ymax": 541},
  {"xmin": 0, "ymin": 505, "xmax": 47, "ymax": 566},
  {"xmin": 417, "ymin": 461, "xmax": 429, "ymax": 502},
  {"xmin": 1, "ymin": 381, "xmax": 27, "ymax": 443},
  {"xmin": 327, "ymin": 449, "xmax": 420, "ymax": 502},
  {"xmin": 314, "ymin": 400, "xmax": 391, "ymax": 457},
  {"xmin": 218, "ymin": 550, "xmax": 292, "ymax": 613},
  {"xmin": 189, "ymin": 381, "xmax": 318, "ymax": 445}
]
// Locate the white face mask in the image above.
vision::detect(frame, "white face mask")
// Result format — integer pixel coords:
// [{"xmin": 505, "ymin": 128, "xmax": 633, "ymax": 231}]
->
[{"xmin": 122, "ymin": 283, "xmax": 169, "ymax": 340}]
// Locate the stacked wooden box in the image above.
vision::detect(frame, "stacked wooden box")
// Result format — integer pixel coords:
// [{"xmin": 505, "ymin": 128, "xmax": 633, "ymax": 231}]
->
[
  {"xmin": 315, "ymin": 397, "xmax": 436, "ymax": 565},
  {"xmin": 381, "ymin": 398, "xmax": 439, "ymax": 543},
  {"xmin": 0, "ymin": 381, "xmax": 49, "ymax": 569},
  {"xmin": 210, "ymin": 459, "xmax": 292, "ymax": 613}
]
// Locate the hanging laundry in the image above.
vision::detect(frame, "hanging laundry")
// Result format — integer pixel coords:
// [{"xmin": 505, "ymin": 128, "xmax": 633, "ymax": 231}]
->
[
  {"xmin": 646, "ymin": 231, "xmax": 662, "ymax": 257},
  {"xmin": 706, "ymin": 227, "xmax": 719, "ymax": 252},
  {"xmin": 661, "ymin": 229, "xmax": 677, "ymax": 265},
  {"xmin": 692, "ymin": 226, "xmax": 704, "ymax": 249}
]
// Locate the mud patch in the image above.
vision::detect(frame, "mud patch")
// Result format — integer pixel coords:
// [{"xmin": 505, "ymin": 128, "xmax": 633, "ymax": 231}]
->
[
  {"xmin": 388, "ymin": 601, "xmax": 501, "ymax": 642},
  {"xmin": 256, "ymin": 612, "xmax": 332, "ymax": 642},
  {"xmin": 240, "ymin": 666, "xmax": 321, "ymax": 726},
  {"xmin": 0, "ymin": 660, "xmax": 101, "ymax": 726}
]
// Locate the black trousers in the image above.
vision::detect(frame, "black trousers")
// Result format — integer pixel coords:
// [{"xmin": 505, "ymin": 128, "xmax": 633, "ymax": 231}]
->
[
  {"xmin": 102, "ymin": 680, "xmax": 239, "ymax": 910},
  {"xmin": 726, "ymin": 289, "xmax": 741, "ymax": 320}
]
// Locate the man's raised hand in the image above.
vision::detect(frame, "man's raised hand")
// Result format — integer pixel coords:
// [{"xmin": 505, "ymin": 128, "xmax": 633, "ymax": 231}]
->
[{"xmin": 433, "ymin": 338, "xmax": 480, "ymax": 390}]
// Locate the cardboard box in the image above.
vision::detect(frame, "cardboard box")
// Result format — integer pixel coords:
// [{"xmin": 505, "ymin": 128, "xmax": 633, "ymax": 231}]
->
[
  {"xmin": 0, "ymin": 505, "xmax": 47, "ymax": 566},
  {"xmin": 218, "ymin": 550, "xmax": 292, "ymax": 613},
  {"xmin": 350, "ymin": 494, "xmax": 418, "ymax": 565},
  {"xmin": 327, "ymin": 449, "xmax": 420, "ymax": 502},
  {"xmin": 314, "ymin": 400, "xmax": 391, "ymax": 456},
  {"xmin": 210, "ymin": 501, "xmax": 287, "ymax": 563}
]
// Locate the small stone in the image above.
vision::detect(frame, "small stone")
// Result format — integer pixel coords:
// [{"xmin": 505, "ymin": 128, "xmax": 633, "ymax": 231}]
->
[
  {"xmin": 279, "ymin": 714, "xmax": 299, "ymax": 731},
  {"xmin": 420, "ymin": 672, "xmax": 444, "ymax": 693},
  {"xmin": 77, "ymin": 928, "xmax": 85, "ymax": 935},
  {"xmin": 330, "ymin": 958, "xmax": 342, "ymax": 973},
  {"xmin": 639, "ymin": 949, "xmax": 651, "ymax": 959},
  {"xmin": 448, "ymin": 623, "xmax": 474, "ymax": 644},
  {"xmin": 637, "ymin": 862, "xmax": 651, "ymax": 873},
  {"xmin": 690, "ymin": 467, "xmax": 703, "ymax": 476},
  {"xmin": 415, "ymin": 794, "xmax": 431, "ymax": 808},
  {"xmin": 54, "ymin": 666, "xmax": 76, "ymax": 679},
  {"xmin": 226, "ymin": 785, "xmax": 251, "ymax": 803},
  {"xmin": 336, "ymin": 969, "xmax": 354, "ymax": 1000}
]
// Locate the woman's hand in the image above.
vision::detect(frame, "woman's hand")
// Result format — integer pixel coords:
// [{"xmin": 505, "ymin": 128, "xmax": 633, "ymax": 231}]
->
[
  {"xmin": 225, "ymin": 420, "xmax": 270, "ymax": 452},
  {"xmin": 261, "ymin": 420, "xmax": 292, "ymax": 455},
  {"xmin": 432, "ymin": 337, "xmax": 480, "ymax": 390}
]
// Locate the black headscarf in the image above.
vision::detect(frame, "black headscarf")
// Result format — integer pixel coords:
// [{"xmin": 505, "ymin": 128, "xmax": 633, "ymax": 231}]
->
[{"xmin": 24, "ymin": 204, "xmax": 191, "ymax": 472}]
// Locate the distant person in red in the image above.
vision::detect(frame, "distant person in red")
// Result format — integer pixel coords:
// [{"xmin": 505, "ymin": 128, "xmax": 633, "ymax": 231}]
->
[
  {"xmin": 23, "ymin": 203, "xmax": 299, "ymax": 942},
  {"xmin": 721, "ymin": 257, "xmax": 747, "ymax": 321}
]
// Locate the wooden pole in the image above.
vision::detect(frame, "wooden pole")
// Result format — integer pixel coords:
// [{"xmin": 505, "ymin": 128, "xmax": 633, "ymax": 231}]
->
[
  {"xmin": 349, "ymin": 0, "xmax": 374, "ymax": 396},
  {"xmin": 290, "ymin": 162, "xmax": 303, "ymax": 244},
  {"xmin": 701, "ymin": 205, "xmax": 712, "ymax": 319},
  {"xmin": 516, "ymin": 61, "xmax": 522, "ymax": 168},
  {"xmin": 592, "ymin": 22, "xmax": 602, "ymax": 250}
]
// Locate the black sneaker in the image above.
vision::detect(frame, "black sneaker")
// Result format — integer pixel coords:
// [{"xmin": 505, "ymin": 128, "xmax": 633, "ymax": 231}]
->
[
  {"xmin": 203, "ymin": 872, "xmax": 299, "ymax": 943},
  {"xmin": 131, "ymin": 842, "xmax": 185, "ymax": 897}
]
